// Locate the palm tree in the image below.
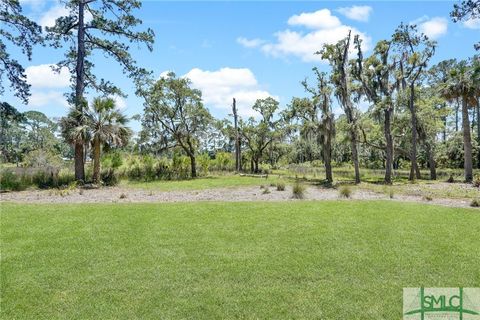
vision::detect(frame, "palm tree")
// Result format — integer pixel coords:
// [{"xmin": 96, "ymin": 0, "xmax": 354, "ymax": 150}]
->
[
  {"xmin": 60, "ymin": 97, "xmax": 131, "ymax": 183},
  {"xmin": 60, "ymin": 102, "xmax": 90, "ymax": 182},
  {"xmin": 86, "ymin": 97, "xmax": 131, "ymax": 183},
  {"xmin": 439, "ymin": 60, "xmax": 477, "ymax": 182}
]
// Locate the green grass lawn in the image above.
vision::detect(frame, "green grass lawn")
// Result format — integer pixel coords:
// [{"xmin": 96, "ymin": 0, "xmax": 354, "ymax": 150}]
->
[
  {"xmin": 122, "ymin": 174, "xmax": 280, "ymax": 191},
  {"xmin": 1, "ymin": 201, "xmax": 478, "ymax": 319}
]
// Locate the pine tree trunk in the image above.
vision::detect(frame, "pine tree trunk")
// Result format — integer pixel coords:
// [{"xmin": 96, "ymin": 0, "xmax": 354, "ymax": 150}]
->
[
  {"xmin": 74, "ymin": 0, "xmax": 86, "ymax": 181},
  {"xmin": 409, "ymin": 83, "xmax": 419, "ymax": 181},
  {"xmin": 462, "ymin": 97, "xmax": 473, "ymax": 182},
  {"xmin": 384, "ymin": 108, "xmax": 394, "ymax": 184},
  {"xmin": 93, "ymin": 138, "xmax": 101, "ymax": 183},
  {"xmin": 232, "ymin": 98, "xmax": 241, "ymax": 172}
]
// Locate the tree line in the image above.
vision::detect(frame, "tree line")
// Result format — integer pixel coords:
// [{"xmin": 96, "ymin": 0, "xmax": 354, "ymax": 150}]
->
[{"xmin": 1, "ymin": 0, "xmax": 479, "ymax": 185}]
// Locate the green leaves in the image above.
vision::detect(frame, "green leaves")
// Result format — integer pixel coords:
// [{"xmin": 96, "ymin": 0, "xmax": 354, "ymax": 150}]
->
[{"xmin": 0, "ymin": 0, "xmax": 42, "ymax": 103}]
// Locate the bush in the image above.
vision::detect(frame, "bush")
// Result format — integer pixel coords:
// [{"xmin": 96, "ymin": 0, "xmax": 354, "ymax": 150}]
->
[
  {"xmin": 262, "ymin": 186, "xmax": 271, "ymax": 194},
  {"xmin": 198, "ymin": 153, "xmax": 210, "ymax": 176},
  {"xmin": 470, "ymin": 199, "xmax": 480, "ymax": 207},
  {"xmin": 101, "ymin": 168, "xmax": 119, "ymax": 186},
  {"xmin": 292, "ymin": 181, "xmax": 305, "ymax": 199},
  {"xmin": 446, "ymin": 174, "xmax": 455, "ymax": 183},
  {"xmin": 276, "ymin": 181, "xmax": 286, "ymax": 191},
  {"xmin": 339, "ymin": 185, "xmax": 352, "ymax": 198},
  {"xmin": 24, "ymin": 150, "xmax": 62, "ymax": 169},
  {"xmin": 473, "ymin": 176, "xmax": 480, "ymax": 188},
  {"xmin": 0, "ymin": 169, "xmax": 28, "ymax": 191},
  {"xmin": 57, "ymin": 168, "xmax": 75, "ymax": 187}
]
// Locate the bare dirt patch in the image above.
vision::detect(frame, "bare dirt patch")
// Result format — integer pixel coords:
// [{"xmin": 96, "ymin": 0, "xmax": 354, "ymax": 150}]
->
[{"xmin": 1, "ymin": 185, "xmax": 476, "ymax": 209}]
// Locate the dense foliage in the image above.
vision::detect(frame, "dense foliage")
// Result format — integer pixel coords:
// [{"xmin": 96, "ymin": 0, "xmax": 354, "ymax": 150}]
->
[{"xmin": 1, "ymin": 1, "xmax": 479, "ymax": 189}]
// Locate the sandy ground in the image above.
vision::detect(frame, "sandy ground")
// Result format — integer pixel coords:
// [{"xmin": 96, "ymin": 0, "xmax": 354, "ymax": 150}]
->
[{"xmin": 1, "ymin": 185, "xmax": 477, "ymax": 209}]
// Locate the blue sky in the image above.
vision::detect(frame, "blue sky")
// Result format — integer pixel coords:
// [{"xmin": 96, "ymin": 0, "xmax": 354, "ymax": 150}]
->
[{"xmin": 6, "ymin": 0, "xmax": 480, "ymax": 130}]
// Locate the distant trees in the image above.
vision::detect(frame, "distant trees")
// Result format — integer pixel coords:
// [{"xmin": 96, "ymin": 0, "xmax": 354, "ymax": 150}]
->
[
  {"xmin": 141, "ymin": 73, "xmax": 212, "ymax": 178},
  {"xmin": 451, "ymin": 0, "xmax": 480, "ymax": 50},
  {"xmin": 0, "ymin": 0, "xmax": 42, "ymax": 103},
  {"xmin": 60, "ymin": 97, "xmax": 131, "ymax": 183},
  {"xmin": 352, "ymin": 37, "xmax": 396, "ymax": 184},
  {"xmin": 46, "ymin": 0, "xmax": 154, "ymax": 181},
  {"xmin": 321, "ymin": 31, "xmax": 361, "ymax": 184},
  {"xmin": 286, "ymin": 69, "xmax": 335, "ymax": 183},
  {"xmin": 239, "ymin": 97, "xmax": 282, "ymax": 173},
  {"xmin": 438, "ymin": 59, "xmax": 479, "ymax": 182},
  {"xmin": 392, "ymin": 23, "xmax": 436, "ymax": 181}
]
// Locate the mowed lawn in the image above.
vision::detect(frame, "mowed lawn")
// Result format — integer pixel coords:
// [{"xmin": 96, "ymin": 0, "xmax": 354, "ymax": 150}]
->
[{"xmin": 1, "ymin": 202, "xmax": 479, "ymax": 319}]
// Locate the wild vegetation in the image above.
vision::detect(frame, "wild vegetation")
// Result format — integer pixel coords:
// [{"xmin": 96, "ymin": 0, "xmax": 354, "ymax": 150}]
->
[{"xmin": 1, "ymin": 1, "xmax": 479, "ymax": 194}]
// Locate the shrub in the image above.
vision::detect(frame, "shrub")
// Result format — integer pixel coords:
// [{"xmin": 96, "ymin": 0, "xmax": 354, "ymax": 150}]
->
[
  {"xmin": 101, "ymin": 168, "xmax": 119, "ymax": 186},
  {"xmin": 423, "ymin": 195, "xmax": 433, "ymax": 201},
  {"xmin": 24, "ymin": 149, "xmax": 62, "ymax": 169},
  {"xmin": 32, "ymin": 169, "xmax": 58, "ymax": 189},
  {"xmin": 292, "ymin": 181, "xmax": 306, "ymax": 199},
  {"xmin": 262, "ymin": 186, "xmax": 271, "ymax": 194},
  {"xmin": 473, "ymin": 176, "xmax": 480, "ymax": 188},
  {"xmin": 214, "ymin": 152, "xmax": 234, "ymax": 171},
  {"xmin": 57, "ymin": 168, "xmax": 75, "ymax": 187},
  {"xmin": 470, "ymin": 199, "xmax": 480, "ymax": 207},
  {"xmin": 198, "ymin": 153, "xmax": 210, "ymax": 176},
  {"xmin": 446, "ymin": 174, "xmax": 455, "ymax": 183},
  {"xmin": 119, "ymin": 193, "xmax": 127, "ymax": 199},
  {"xmin": 276, "ymin": 181, "xmax": 286, "ymax": 191},
  {"xmin": 339, "ymin": 185, "xmax": 352, "ymax": 198},
  {"xmin": 0, "ymin": 169, "xmax": 28, "ymax": 191}
]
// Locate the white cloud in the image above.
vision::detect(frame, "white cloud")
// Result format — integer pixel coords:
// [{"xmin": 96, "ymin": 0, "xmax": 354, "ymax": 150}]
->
[
  {"xmin": 112, "ymin": 96, "xmax": 127, "ymax": 110},
  {"xmin": 183, "ymin": 68, "xmax": 276, "ymax": 117},
  {"xmin": 237, "ymin": 37, "xmax": 265, "ymax": 48},
  {"xmin": 287, "ymin": 9, "xmax": 341, "ymax": 29},
  {"xmin": 337, "ymin": 6, "xmax": 372, "ymax": 22},
  {"xmin": 25, "ymin": 64, "xmax": 70, "ymax": 88},
  {"xmin": 38, "ymin": 2, "xmax": 92, "ymax": 28},
  {"xmin": 261, "ymin": 27, "xmax": 370, "ymax": 63},
  {"xmin": 238, "ymin": 9, "xmax": 371, "ymax": 63},
  {"xmin": 39, "ymin": 5, "xmax": 70, "ymax": 28},
  {"xmin": 416, "ymin": 17, "xmax": 448, "ymax": 39},
  {"xmin": 29, "ymin": 91, "xmax": 69, "ymax": 108},
  {"xmin": 19, "ymin": 0, "xmax": 47, "ymax": 10},
  {"xmin": 463, "ymin": 18, "xmax": 480, "ymax": 29}
]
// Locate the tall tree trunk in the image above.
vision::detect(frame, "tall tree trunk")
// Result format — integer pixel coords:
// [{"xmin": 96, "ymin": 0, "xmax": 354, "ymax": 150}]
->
[
  {"xmin": 350, "ymin": 130, "xmax": 361, "ymax": 184},
  {"xmin": 254, "ymin": 158, "xmax": 259, "ymax": 173},
  {"xmin": 92, "ymin": 138, "xmax": 101, "ymax": 183},
  {"xmin": 461, "ymin": 97, "xmax": 473, "ymax": 182},
  {"xmin": 324, "ymin": 133, "xmax": 333, "ymax": 183},
  {"xmin": 455, "ymin": 99, "xmax": 460, "ymax": 132},
  {"xmin": 442, "ymin": 103, "xmax": 447, "ymax": 142},
  {"xmin": 426, "ymin": 143, "xmax": 437, "ymax": 180},
  {"xmin": 232, "ymin": 98, "xmax": 241, "ymax": 172},
  {"xmin": 384, "ymin": 108, "xmax": 394, "ymax": 184},
  {"xmin": 74, "ymin": 0, "xmax": 86, "ymax": 181},
  {"xmin": 408, "ymin": 83, "xmax": 420, "ymax": 181},
  {"xmin": 190, "ymin": 155, "xmax": 197, "ymax": 178},
  {"xmin": 477, "ymin": 98, "xmax": 480, "ymax": 169}
]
